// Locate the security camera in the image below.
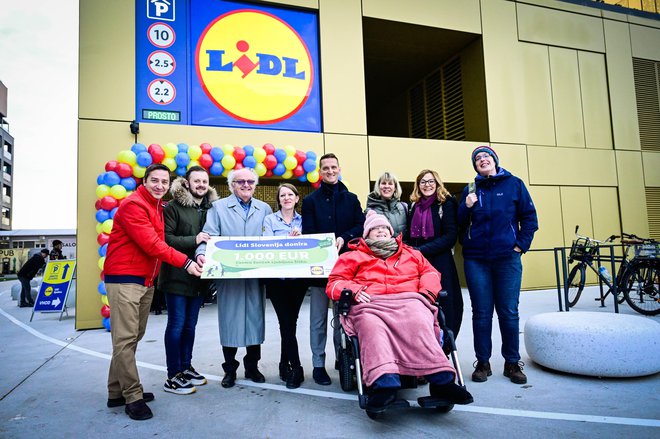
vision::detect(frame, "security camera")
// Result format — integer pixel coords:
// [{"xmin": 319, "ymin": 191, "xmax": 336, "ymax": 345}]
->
[{"xmin": 130, "ymin": 120, "xmax": 140, "ymax": 135}]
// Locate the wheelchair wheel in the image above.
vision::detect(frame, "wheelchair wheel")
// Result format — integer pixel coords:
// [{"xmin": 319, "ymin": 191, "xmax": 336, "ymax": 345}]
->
[
  {"xmin": 566, "ymin": 264, "xmax": 586, "ymax": 307},
  {"xmin": 339, "ymin": 350, "xmax": 356, "ymax": 391},
  {"xmin": 366, "ymin": 410, "xmax": 381, "ymax": 420},
  {"xmin": 436, "ymin": 404, "xmax": 454, "ymax": 413}
]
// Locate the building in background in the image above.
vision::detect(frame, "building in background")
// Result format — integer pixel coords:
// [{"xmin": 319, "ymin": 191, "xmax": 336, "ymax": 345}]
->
[
  {"xmin": 0, "ymin": 229, "xmax": 76, "ymax": 275},
  {"xmin": 0, "ymin": 81, "xmax": 13, "ymax": 231}
]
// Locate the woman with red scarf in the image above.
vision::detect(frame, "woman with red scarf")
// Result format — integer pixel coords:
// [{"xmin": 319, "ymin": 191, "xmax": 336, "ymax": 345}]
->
[{"xmin": 405, "ymin": 169, "xmax": 463, "ymax": 340}]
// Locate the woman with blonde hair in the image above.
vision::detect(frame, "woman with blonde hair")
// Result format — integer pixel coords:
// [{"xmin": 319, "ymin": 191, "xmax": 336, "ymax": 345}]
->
[
  {"xmin": 365, "ymin": 171, "xmax": 408, "ymax": 237},
  {"xmin": 405, "ymin": 169, "xmax": 463, "ymax": 340}
]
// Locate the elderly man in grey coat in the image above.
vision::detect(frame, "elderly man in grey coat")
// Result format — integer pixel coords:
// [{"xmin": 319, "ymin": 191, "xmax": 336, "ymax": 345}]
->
[{"xmin": 195, "ymin": 167, "xmax": 272, "ymax": 388}]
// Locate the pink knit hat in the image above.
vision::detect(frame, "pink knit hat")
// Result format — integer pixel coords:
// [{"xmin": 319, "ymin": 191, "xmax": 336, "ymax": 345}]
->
[{"xmin": 363, "ymin": 210, "xmax": 394, "ymax": 238}]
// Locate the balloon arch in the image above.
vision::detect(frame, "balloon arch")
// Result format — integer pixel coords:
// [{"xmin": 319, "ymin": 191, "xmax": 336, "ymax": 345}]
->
[{"xmin": 95, "ymin": 142, "xmax": 322, "ymax": 330}]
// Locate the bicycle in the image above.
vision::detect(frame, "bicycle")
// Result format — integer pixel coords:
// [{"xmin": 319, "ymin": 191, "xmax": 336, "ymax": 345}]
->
[{"xmin": 565, "ymin": 226, "xmax": 660, "ymax": 316}]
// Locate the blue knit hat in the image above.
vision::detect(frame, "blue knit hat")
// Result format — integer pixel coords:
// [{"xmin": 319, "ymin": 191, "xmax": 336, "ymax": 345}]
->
[{"xmin": 471, "ymin": 146, "xmax": 499, "ymax": 171}]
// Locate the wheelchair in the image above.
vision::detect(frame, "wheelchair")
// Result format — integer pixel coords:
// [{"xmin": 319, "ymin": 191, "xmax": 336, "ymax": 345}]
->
[{"xmin": 334, "ymin": 289, "xmax": 468, "ymax": 419}]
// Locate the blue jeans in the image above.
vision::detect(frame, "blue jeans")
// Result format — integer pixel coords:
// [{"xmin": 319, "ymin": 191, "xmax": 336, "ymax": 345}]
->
[
  {"xmin": 464, "ymin": 253, "xmax": 522, "ymax": 363},
  {"xmin": 164, "ymin": 293, "xmax": 203, "ymax": 378}
]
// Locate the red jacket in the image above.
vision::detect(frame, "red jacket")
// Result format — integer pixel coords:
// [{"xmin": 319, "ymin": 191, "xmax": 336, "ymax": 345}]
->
[
  {"xmin": 326, "ymin": 235, "xmax": 441, "ymax": 303},
  {"xmin": 104, "ymin": 185, "xmax": 189, "ymax": 287}
]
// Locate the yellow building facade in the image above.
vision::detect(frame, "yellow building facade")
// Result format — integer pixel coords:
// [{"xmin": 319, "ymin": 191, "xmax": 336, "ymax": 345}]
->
[{"xmin": 77, "ymin": 0, "xmax": 660, "ymax": 329}]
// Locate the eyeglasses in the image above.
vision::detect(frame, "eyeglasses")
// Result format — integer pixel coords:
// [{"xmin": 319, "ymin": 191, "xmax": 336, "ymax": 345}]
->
[
  {"xmin": 474, "ymin": 153, "xmax": 491, "ymax": 162},
  {"xmin": 233, "ymin": 179, "xmax": 255, "ymax": 186},
  {"xmin": 419, "ymin": 179, "xmax": 436, "ymax": 186}
]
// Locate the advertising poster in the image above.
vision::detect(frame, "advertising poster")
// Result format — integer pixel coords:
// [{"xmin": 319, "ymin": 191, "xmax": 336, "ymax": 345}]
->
[{"xmin": 33, "ymin": 260, "xmax": 76, "ymax": 315}]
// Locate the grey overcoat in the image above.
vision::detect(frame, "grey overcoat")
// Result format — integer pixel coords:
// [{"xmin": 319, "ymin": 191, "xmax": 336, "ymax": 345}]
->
[{"xmin": 196, "ymin": 194, "xmax": 273, "ymax": 347}]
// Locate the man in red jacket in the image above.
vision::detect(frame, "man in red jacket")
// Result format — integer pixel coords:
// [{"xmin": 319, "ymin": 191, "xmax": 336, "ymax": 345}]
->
[{"xmin": 104, "ymin": 163, "xmax": 202, "ymax": 421}]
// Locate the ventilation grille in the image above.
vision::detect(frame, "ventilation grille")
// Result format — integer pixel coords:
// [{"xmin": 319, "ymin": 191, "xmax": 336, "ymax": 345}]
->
[
  {"xmin": 408, "ymin": 57, "xmax": 465, "ymax": 141},
  {"xmin": 633, "ymin": 58, "xmax": 660, "ymax": 152},
  {"xmin": 646, "ymin": 187, "xmax": 660, "ymax": 241}
]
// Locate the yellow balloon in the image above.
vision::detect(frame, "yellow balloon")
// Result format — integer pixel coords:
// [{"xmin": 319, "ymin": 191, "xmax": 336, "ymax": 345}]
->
[
  {"xmin": 101, "ymin": 295, "xmax": 109, "ymax": 306},
  {"xmin": 307, "ymin": 171, "xmax": 319, "ymax": 183},
  {"xmin": 253, "ymin": 147, "xmax": 266, "ymax": 163},
  {"xmin": 221, "ymin": 155, "xmax": 236, "ymax": 170},
  {"xmin": 162, "ymin": 157, "xmax": 177, "ymax": 171},
  {"xmin": 133, "ymin": 165, "xmax": 146, "ymax": 178},
  {"xmin": 96, "ymin": 222, "xmax": 104, "ymax": 234},
  {"xmin": 282, "ymin": 170, "xmax": 293, "ymax": 179},
  {"xmin": 98, "ymin": 256, "xmax": 105, "ymax": 270},
  {"xmin": 284, "ymin": 145, "xmax": 296, "ymax": 156},
  {"xmin": 102, "ymin": 219, "xmax": 114, "ymax": 234},
  {"xmin": 96, "ymin": 185, "xmax": 110, "ymax": 198},
  {"xmin": 110, "ymin": 185, "xmax": 126, "ymax": 199},
  {"xmin": 283, "ymin": 156, "xmax": 297, "ymax": 170},
  {"xmin": 254, "ymin": 162, "xmax": 267, "ymax": 176},
  {"xmin": 125, "ymin": 190, "xmax": 134, "ymax": 197},
  {"xmin": 187, "ymin": 160, "xmax": 200, "ymax": 170},
  {"xmin": 164, "ymin": 142, "xmax": 178, "ymax": 158},
  {"xmin": 188, "ymin": 145, "xmax": 202, "ymax": 160},
  {"xmin": 222, "ymin": 144, "xmax": 235, "ymax": 155},
  {"xmin": 117, "ymin": 150, "xmax": 137, "ymax": 166},
  {"xmin": 222, "ymin": 168, "xmax": 231, "ymax": 177}
]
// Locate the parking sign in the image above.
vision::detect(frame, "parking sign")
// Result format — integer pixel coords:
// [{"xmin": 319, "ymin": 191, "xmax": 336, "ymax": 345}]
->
[{"xmin": 148, "ymin": 0, "xmax": 175, "ymax": 21}]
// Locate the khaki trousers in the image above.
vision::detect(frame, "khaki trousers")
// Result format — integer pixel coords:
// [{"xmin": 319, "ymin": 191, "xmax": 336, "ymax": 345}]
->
[{"xmin": 106, "ymin": 283, "xmax": 154, "ymax": 404}]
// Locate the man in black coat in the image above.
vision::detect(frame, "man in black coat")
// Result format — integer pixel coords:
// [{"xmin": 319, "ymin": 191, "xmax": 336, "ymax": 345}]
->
[
  {"xmin": 17, "ymin": 249, "xmax": 49, "ymax": 307},
  {"xmin": 301, "ymin": 153, "xmax": 365, "ymax": 385}
]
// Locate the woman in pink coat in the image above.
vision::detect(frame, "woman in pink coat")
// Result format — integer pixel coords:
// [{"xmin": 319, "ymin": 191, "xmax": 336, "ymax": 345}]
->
[{"xmin": 327, "ymin": 211, "xmax": 473, "ymax": 410}]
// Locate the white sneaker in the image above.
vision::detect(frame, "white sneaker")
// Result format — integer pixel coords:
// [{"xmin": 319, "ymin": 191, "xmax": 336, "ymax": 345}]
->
[
  {"xmin": 183, "ymin": 366, "xmax": 207, "ymax": 386},
  {"xmin": 163, "ymin": 372, "xmax": 196, "ymax": 395}
]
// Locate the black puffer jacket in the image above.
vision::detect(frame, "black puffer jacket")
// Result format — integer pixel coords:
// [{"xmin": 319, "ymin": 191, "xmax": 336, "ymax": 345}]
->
[{"xmin": 157, "ymin": 177, "xmax": 218, "ymax": 297}]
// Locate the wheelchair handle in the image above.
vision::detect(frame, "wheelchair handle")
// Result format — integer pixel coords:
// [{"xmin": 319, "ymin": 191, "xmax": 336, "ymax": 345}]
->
[{"xmin": 338, "ymin": 288, "xmax": 353, "ymax": 316}]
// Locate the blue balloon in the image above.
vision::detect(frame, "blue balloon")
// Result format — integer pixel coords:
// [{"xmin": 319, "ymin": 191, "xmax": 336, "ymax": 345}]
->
[
  {"xmin": 120, "ymin": 177, "xmax": 137, "ymax": 191},
  {"xmin": 175, "ymin": 166, "xmax": 187, "ymax": 176},
  {"xmin": 298, "ymin": 174, "xmax": 308, "ymax": 183},
  {"xmin": 102, "ymin": 317, "xmax": 111, "ymax": 331},
  {"xmin": 103, "ymin": 171, "xmax": 121, "ymax": 186},
  {"xmin": 97, "ymin": 173, "xmax": 105, "ymax": 185},
  {"xmin": 243, "ymin": 145, "xmax": 254, "ymax": 156},
  {"xmin": 95, "ymin": 209, "xmax": 110, "ymax": 223},
  {"xmin": 303, "ymin": 158, "xmax": 317, "ymax": 173},
  {"xmin": 243, "ymin": 156, "xmax": 257, "ymax": 169},
  {"xmin": 177, "ymin": 143, "xmax": 189, "ymax": 153},
  {"xmin": 209, "ymin": 162, "xmax": 224, "ymax": 176},
  {"xmin": 136, "ymin": 151, "xmax": 153, "ymax": 167},
  {"xmin": 306, "ymin": 151, "xmax": 317, "ymax": 160},
  {"xmin": 274, "ymin": 148, "xmax": 287, "ymax": 163},
  {"xmin": 210, "ymin": 146, "xmax": 224, "ymax": 161},
  {"xmin": 131, "ymin": 143, "xmax": 147, "ymax": 155},
  {"xmin": 273, "ymin": 163, "xmax": 286, "ymax": 176},
  {"xmin": 98, "ymin": 243, "xmax": 108, "ymax": 257},
  {"xmin": 110, "ymin": 207, "xmax": 118, "ymax": 219},
  {"xmin": 175, "ymin": 152, "xmax": 190, "ymax": 167},
  {"xmin": 98, "ymin": 281, "xmax": 107, "ymax": 295}
]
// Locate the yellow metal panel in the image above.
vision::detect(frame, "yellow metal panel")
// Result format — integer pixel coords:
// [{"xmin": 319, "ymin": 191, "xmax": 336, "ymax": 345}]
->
[
  {"xmin": 362, "ymin": 0, "xmax": 481, "ymax": 34},
  {"xmin": 482, "ymin": 0, "xmax": 556, "ymax": 146},
  {"xmin": 516, "ymin": 0, "xmax": 601, "ymax": 16},
  {"xmin": 630, "ymin": 24, "xmax": 660, "ymax": 61},
  {"xmin": 642, "ymin": 151, "xmax": 660, "ymax": 187},
  {"xmin": 560, "ymin": 186, "xmax": 593, "ymax": 247},
  {"xmin": 522, "ymin": 252, "xmax": 560, "ymax": 290},
  {"xmin": 578, "ymin": 51, "xmax": 613, "ymax": 149},
  {"xmin": 590, "ymin": 187, "xmax": 621, "ymax": 241},
  {"xmin": 324, "ymin": 134, "xmax": 369, "ymax": 206},
  {"xmin": 79, "ymin": 0, "xmax": 134, "ymax": 121},
  {"xmin": 319, "ymin": 0, "xmax": 367, "ymax": 135},
  {"xmin": 616, "ymin": 151, "xmax": 650, "ymax": 236},
  {"xmin": 549, "ymin": 48, "xmax": 585, "ymax": 148},
  {"xmin": 603, "ymin": 20, "xmax": 641, "ymax": 151},
  {"xmin": 528, "ymin": 145, "xmax": 617, "ymax": 186},
  {"xmin": 516, "ymin": 3, "xmax": 605, "ymax": 52}
]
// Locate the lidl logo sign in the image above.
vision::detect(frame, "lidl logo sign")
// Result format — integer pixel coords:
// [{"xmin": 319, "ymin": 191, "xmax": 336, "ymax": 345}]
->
[{"xmin": 196, "ymin": 9, "xmax": 313, "ymax": 125}]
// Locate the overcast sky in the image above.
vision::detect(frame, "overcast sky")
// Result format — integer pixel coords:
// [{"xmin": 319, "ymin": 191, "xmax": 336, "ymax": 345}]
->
[{"xmin": 0, "ymin": 0, "xmax": 78, "ymax": 230}]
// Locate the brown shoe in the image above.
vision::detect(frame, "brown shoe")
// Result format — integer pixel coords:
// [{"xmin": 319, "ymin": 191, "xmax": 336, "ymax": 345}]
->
[
  {"xmin": 471, "ymin": 361, "xmax": 492, "ymax": 382},
  {"xmin": 504, "ymin": 361, "xmax": 527, "ymax": 384},
  {"xmin": 124, "ymin": 399, "xmax": 153, "ymax": 420}
]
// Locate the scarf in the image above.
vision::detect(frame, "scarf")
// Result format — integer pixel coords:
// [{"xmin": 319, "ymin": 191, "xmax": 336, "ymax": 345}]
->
[
  {"xmin": 365, "ymin": 238, "xmax": 399, "ymax": 259},
  {"xmin": 410, "ymin": 196, "xmax": 435, "ymax": 239}
]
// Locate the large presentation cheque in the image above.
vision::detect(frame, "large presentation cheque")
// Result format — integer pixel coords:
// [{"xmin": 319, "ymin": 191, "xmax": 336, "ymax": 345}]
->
[{"xmin": 201, "ymin": 233, "xmax": 338, "ymax": 279}]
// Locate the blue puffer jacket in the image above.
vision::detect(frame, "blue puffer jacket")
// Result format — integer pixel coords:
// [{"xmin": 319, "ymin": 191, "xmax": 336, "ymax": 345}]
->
[{"xmin": 457, "ymin": 168, "xmax": 538, "ymax": 260}]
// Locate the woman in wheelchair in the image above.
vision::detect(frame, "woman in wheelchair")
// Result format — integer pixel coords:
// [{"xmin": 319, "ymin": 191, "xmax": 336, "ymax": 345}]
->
[{"xmin": 326, "ymin": 211, "xmax": 473, "ymax": 411}]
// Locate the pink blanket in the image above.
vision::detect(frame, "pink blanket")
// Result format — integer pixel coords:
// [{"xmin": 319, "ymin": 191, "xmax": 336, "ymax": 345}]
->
[{"xmin": 341, "ymin": 292, "xmax": 455, "ymax": 386}]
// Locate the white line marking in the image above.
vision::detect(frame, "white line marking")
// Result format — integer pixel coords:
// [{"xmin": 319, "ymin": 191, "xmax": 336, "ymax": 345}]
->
[{"xmin": 1, "ymin": 303, "xmax": 658, "ymax": 428}]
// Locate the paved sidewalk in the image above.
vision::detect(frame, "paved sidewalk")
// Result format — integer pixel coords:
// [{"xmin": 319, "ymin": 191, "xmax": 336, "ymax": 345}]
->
[{"xmin": 0, "ymin": 280, "xmax": 658, "ymax": 438}]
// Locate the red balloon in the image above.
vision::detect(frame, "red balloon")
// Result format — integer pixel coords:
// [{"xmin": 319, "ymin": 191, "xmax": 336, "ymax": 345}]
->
[
  {"xmin": 100, "ymin": 196, "xmax": 118, "ymax": 211},
  {"xmin": 233, "ymin": 147, "xmax": 246, "ymax": 162},
  {"xmin": 105, "ymin": 160, "xmax": 119, "ymax": 172},
  {"xmin": 95, "ymin": 199, "xmax": 102, "ymax": 210},
  {"xmin": 262, "ymin": 143, "xmax": 275, "ymax": 155},
  {"xmin": 265, "ymin": 170, "xmax": 273, "ymax": 177},
  {"xmin": 101, "ymin": 305, "xmax": 110, "ymax": 318},
  {"xmin": 293, "ymin": 165, "xmax": 305, "ymax": 177},
  {"xmin": 133, "ymin": 177, "xmax": 141, "ymax": 187},
  {"xmin": 97, "ymin": 233, "xmax": 110, "ymax": 246},
  {"xmin": 116, "ymin": 162, "xmax": 133, "ymax": 178},
  {"xmin": 148, "ymin": 144, "xmax": 165, "ymax": 163},
  {"xmin": 295, "ymin": 150, "xmax": 307, "ymax": 165},
  {"xmin": 312, "ymin": 181, "xmax": 321, "ymax": 189},
  {"xmin": 199, "ymin": 153, "xmax": 213, "ymax": 169},
  {"xmin": 234, "ymin": 163, "xmax": 244, "ymax": 170},
  {"xmin": 200, "ymin": 143, "xmax": 212, "ymax": 154},
  {"xmin": 100, "ymin": 270, "xmax": 104, "ymax": 280},
  {"xmin": 263, "ymin": 155, "xmax": 277, "ymax": 170}
]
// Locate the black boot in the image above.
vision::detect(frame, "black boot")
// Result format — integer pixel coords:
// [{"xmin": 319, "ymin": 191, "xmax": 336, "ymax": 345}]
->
[
  {"xmin": 286, "ymin": 366, "xmax": 304, "ymax": 389},
  {"xmin": 279, "ymin": 362, "xmax": 291, "ymax": 382}
]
